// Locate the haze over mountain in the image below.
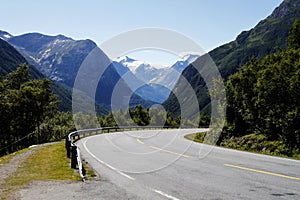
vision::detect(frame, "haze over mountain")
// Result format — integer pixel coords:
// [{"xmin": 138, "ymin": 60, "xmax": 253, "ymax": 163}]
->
[
  {"xmin": 164, "ymin": 0, "xmax": 300, "ymax": 116},
  {"xmin": 113, "ymin": 54, "xmax": 199, "ymax": 103}
]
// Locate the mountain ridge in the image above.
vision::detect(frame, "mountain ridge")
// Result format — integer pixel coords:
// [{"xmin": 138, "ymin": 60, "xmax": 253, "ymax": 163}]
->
[
  {"xmin": 3, "ymin": 31, "xmax": 156, "ymax": 110},
  {"xmin": 164, "ymin": 0, "xmax": 300, "ymax": 116},
  {"xmin": 113, "ymin": 54, "xmax": 199, "ymax": 103}
]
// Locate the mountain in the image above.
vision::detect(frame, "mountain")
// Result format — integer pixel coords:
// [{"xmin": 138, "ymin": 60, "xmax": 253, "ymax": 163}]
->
[
  {"xmin": 170, "ymin": 54, "xmax": 200, "ymax": 72},
  {"xmin": 4, "ymin": 32, "xmax": 154, "ymax": 110},
  {"xmin": 110, "ymin": 60, "xmax": 166, "ymax": 103},
  {"xmin": 0, "ymin": 38, "xmax": 49, "ymax": 81},
  {"xmin": 0, "ymin": 38, "xmax": 28, "ymax": 75},
  {"xmin": 152, "ymin": 54, "xmax": 199, "ymax": 89},
  {"xmin": 0, "ymin": 30, "xmax": 12, "ymax": 41},
  {"xmin": 164, "ymin": 0, "xmax": 300, "ymax": 116},
  {"xmin": 7, "ymin": 33, "xmax": 96, "ymax": 87},
  {"xmin": 113, "ymin": 54, "xmax": 199, "ymax": 103},
  {"xmin": 0, "ymin": 38, "xmax": 75, "ymax": 112}
]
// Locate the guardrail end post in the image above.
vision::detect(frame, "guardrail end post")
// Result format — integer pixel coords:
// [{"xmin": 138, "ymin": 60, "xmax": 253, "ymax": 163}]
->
[
  {"xmin": 65, "ymin": 136, "xmax": 71, "ymax": 158},
  {"xmin": 71, "ymin": 146, "xmax": 77, "ymax": 169}
]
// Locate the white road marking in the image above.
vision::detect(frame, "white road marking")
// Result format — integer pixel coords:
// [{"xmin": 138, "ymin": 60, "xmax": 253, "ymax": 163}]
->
[
  {"xmin": 152, "ymin": 189, "xmax": 181, "ymax": 200},
  {"xmin": 83, "ymin": 138, "xmax": 135, "ymax": 180}
]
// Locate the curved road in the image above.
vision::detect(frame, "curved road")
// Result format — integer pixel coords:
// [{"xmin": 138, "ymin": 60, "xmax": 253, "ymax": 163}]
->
[{"xmin": 77, "ymin": 129, "xmax": 300, "ymax": 200}]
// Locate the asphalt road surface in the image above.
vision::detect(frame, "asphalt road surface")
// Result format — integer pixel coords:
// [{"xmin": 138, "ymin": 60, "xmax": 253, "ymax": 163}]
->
[{"xmin": 77, "ymin": 129, "xmax": 300, "ymax": 200}]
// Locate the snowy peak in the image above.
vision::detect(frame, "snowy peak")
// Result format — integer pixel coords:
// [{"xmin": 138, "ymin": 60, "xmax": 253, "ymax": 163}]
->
[
  {"xmin": 3, "ymin": 31, "xmax": 97, "ymax": 86},
  {"xmin": 171, "ymin": 53, "xmax": 200, "ymax": 72},
  {"xmin": 114, "ymin": 53, "xmax": 200, "ymax": 85},
  {"xmin": 112, "ymin": 53, "xmax": 200, "ymax": 103},
  {"xmin": 116, "ymin": 55, "xmax": 136, "ymax": 63},
  {"xmin": 181, "ymin": 53, "xmax": 200, "ymax": 63},
  {"xmin": 116, "ymin": 56, "xmax": 151, "ymax": 73},
  {"xmin": 0, "ymin": 30, "xmax": 13, "ymax": 41}
]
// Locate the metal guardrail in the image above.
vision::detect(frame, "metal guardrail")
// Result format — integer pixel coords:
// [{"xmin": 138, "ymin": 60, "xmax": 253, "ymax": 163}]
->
[{"xmin": 65, "ymin": 126, "xmax": 179, "ymax": 181}]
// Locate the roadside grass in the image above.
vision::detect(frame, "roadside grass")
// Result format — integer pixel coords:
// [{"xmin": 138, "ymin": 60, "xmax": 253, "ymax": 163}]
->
[
  {"xmin": 82, "ymin": 161, "xmax": 97, "ymax": 178},
  {"xmin": 0, "ymin": 148, "xmax": 29, "ymax": 168},
  {"xmin": 1, "ymin": 141, "xmax": 96, "ymax": 199},
  {"xmin": 184, "ymin": 132, "xmax": 206, "ymax": 143},
  {"xmin": 185, "ymin": 132, "xmax": 300, "ymax": 160}
]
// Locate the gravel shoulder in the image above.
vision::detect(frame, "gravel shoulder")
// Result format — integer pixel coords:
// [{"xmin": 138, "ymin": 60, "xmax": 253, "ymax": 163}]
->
[{"xmin": 15, "ymin": 178, "xmax": 140, "ymax": 200}]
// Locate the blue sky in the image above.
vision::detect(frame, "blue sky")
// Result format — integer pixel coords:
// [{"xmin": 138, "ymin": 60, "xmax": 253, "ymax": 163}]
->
[{"xmin": 1, "ymin": 0, "xmax": 283, "ymax": 65}]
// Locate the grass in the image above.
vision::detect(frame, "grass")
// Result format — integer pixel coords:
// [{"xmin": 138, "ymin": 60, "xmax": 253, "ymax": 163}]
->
[
  {"xmin": 219, "ymin": 133, "xmax": 300, "ymax": 160},
  {"xmin": 185, "ymin": 132, "xmax": 300, "ymax": 160},
  {"xmin": 184, "ymin": 132, "xmax": 206, "ymax": 143},
  {"xmin": 1, "ymin": 141, "xmax": 96, "ymax": 199},
  {"xmin": 0, "ymin": 148, "xmax": 29, "ymax": 168}
]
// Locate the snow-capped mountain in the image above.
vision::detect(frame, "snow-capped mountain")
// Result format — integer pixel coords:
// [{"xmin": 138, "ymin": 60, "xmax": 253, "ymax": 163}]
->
[
  {"xmin": 113, "ymin": 54, "xmax": 200, "ymax": 103},
  {"xmin": 115, "ymin": 56, "xmax": 163, "ymax": 84},
  {"xmin": 171, "ymin": 54, "xmax": 200, "ymax": 72},
  {"xmin": 112, "ymin": 60, "xmax": 170, "ymax": 103},
  {"xmin": 2, "ymin": 30, "xmax": 155, "ymax": 109},
  {"xmin": 0, "ymin": 30, "xmax": 12, "ymax": 41},
  {"xmin": 152, "ymin": 53, "xmax": 200, "ymax": 89},
  {"xmin": 1, "ymin": 29, "xmax": 199, "ymax": 107},
  {"xmin": 7, "ymin": 32, "xmax": 96, "ymax": 86}
]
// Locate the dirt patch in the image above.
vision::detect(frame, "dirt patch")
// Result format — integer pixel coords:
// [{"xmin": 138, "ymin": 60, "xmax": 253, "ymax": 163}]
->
[{"xmin": 15, "ymin": 179, "xmax": 140, "ymax": 200}]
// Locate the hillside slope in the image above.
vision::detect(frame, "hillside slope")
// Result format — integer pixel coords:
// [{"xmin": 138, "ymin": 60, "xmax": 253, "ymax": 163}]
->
[
  {"xmin": 0, "ymin": 38, "xmax": 78, "ymax": 112},
  {"xmin": 164, "ymin": 0, "xmax": 300, "ymax": 115},
  {"xmin": 4, "ymin": 32, "xmax": 155, "ymax": 109}
]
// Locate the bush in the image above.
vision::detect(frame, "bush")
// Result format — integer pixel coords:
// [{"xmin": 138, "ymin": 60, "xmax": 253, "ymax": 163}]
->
[{"xmin": 219, "ymin": 133, "xmax": 299, "ymax": 158}]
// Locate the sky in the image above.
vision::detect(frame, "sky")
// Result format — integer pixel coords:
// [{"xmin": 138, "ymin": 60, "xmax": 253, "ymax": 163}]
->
[{"xmin": 1, "ymin": 0, "xmax": 283, "ymax": 65}]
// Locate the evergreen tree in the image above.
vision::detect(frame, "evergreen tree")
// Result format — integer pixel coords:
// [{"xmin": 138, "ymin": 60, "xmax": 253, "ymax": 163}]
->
[
  {"xmin": 0, "ymin": 64, "xmax": 59, "ymax": 154},
  {"xmin": 288, "ymin": 18, "xmax": 300, "ymax": 49}
]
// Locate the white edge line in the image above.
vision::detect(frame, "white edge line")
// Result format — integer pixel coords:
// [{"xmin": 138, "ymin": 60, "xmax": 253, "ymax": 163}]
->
[
  {"xmin": 83, "ymin": 138, "xmax": 135, "ymax": 180},
  {"xmin": 152, "ymin": 189, "xmax": 181, "ymax": 200}
]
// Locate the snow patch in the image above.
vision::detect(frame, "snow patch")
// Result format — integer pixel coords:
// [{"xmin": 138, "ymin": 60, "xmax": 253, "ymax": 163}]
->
[{"xmin": 3, "ymin": 34, "xmax": 11, "ymax": 39}]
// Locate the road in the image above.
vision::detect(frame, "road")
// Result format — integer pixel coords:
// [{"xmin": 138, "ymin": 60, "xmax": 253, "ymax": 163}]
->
[{"xmin": 77, "ymin": 129, "xmax": 300, "ymax": 200}]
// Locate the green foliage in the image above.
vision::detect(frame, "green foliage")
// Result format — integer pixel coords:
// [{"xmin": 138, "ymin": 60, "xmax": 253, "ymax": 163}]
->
[
  {"xmin": 226, "ymin": 48, "xmax": 300, "ymax": 149},
  {"xmin": 0, "ymin": 64, "xmax": 59, "ymax": 155},
  {"xmin": 102, "ymin": 112, "xmax": 118, "ymax": 127},
  {"xmin": 73, "ymin": 112, "xmax": 99, "ymax": 130},
  {"xmin": 38, "ymin": 112, "xmax": 76, "ymax": 142},
  {"xmin": 197, "ymin": 113, "xmax": 210, "ymax": 127},
  {"xmin": 224, "ymin": 19, "xmax": 300, "ymax": 153},
  {"xmin": 149, "ymin": 107, "xmax": 167, "ymax": 126},
  {"xmin": 96, "ymin": 104, "xmax": 208, "ymax": 128},
  {"xmin": 130, "ymin": 105, "xmax": 150, "ymax": 126},
  {"xmin": 194, "ymin": 132, "xmax": 206, "ymax": 143},
  {"xmin": 288, "ymin": 18, "xmax": 300, "ymax": 49},
  {"xmin": 219, "ymin": 133, "xmax": 296, "ymax": 158},
  {"xmin": 184, "ymin": 132, "xmax": 206, "ymax": 143}
]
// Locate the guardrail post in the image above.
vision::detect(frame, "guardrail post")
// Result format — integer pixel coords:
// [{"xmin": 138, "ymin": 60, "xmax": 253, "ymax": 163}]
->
[
  {"xmin": 71, "ymin": 146, "xmax": 77, "ymax": 169},
  {"xmin": 65, "ymin": 136, "xmax": 71, "ymax": 158}
]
